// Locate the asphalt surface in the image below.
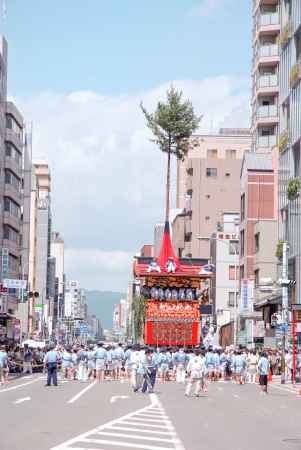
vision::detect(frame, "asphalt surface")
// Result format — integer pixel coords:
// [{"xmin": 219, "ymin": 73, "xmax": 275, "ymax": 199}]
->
[{"xmin": 1, "ymin": 374, "xmax": 301, "ymax": 450}]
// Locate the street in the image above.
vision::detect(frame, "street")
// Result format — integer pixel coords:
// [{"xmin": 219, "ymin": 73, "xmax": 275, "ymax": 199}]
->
[{"xmin": 1, "ymin": 376, "xmax": 301, "ymax": 450}]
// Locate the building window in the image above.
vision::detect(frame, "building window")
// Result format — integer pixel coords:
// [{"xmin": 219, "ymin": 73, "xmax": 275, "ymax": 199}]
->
[
  {"xmin": 9, "ymin": 254, "xmax": 18, "ymax": 273},
  {"xmin": 240, "ymin": 265, "xmax": 244, "ymax": 280},
  {"xmin": 229, "ymin": 265, "xmax": 238, "ymax": 280},
  {"xmin": 228, "ymin": 292, "xmax": 236, "ymax": 307},
  {"xmin": 6, "ymin": 114, "xmax": 22, "ymax": 138},
  {"xmin": 240, "ymin": 230, "xmax": 245, "ymax": 256},
  {"xmin": 187, "ymin": 168, "xmax": 193, "ymax": 176},
  {"xmin": 207, "ymin": 149, "xmax": 218, "ymax": 158},
  {"xmin": 5, "ymin": 170, "xmax": 20, "ymax": 191},
  {"xmin": 241, "ymin": 194, "xmax": 245, "ymax": 220},
  {"xmin": 254, "ymin": 233, "xmax": 260, "ymax": 253},
  {"xmin": 229, "ymin": 240, "xmax": 239, "ymax": 255},
  {"xmin": 205, "ymin": 216, "xmax": 210, "ymax": 221},
  {"xmin": 254, "ymin": 269, "xmax": 259, "ymax": 288},
  {"xmin": 226, "ymin": 149, "xmax": 237, "ymax": 159},
  {"xmin": 206, "ymin": 168, "xmax": 217, "ymax": 177},
  {"xmin": 3, "ymin": 197, "xmax": 20, "ymax": 218}
]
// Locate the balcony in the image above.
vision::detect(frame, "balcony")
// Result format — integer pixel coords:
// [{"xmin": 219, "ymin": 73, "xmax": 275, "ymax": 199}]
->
[
  {"xmin": 255, "ymin": 44, "xmax": 279, "ymax": 69},
  {"xmin": 256, "ymin": 104, "xmax": 278, "ymax": 125},
  {"xmin": 3, "ymin": 212, "xmax": 20, "ymax": 231},
  {"xmin": 253, "ymin": 0, "xmax": 279, "ymax": 13},
  {"xmin": 4, "ymin": 184, "xmax": 21, "ymax": 205},
  {"xmin": 5, "ymin": 156, "xmax": 22, "ymax": 178},
  {"xmin": 256, "ymin": 12, "xmax": 280, "ymax": 37},
  {"xmin": 256, "ymin": 74, "xmax": 278, "ymax": 96},
  {"xmin": 257, "ymin": 134, "xmax": 277, "ymax": 148},
  {"xmin": 2, "ymin": 239, "xmax": 19, "ymax": 257},
  {"xmin": 5, "ymin": 129, "xmax": 22, "ymax": 151}
]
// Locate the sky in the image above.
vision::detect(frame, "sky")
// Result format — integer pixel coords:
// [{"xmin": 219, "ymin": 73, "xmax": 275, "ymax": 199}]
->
[{"xmin": 1, "ymin": 0, "xmax": 252, "ymax": 291}]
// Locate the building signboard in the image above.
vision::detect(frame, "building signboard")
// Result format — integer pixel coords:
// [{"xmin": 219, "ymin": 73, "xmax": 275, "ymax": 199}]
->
[
  {"xmin": 1, "ymin": 248, "xmax": 9, "ymax": 275},
  {"xmin": 240, "ymin": 279, "xmax": 254, "ymax": 313},
  {"xmin": 3, "ymin": 279, "xmax": 27, "ymax": 290}
]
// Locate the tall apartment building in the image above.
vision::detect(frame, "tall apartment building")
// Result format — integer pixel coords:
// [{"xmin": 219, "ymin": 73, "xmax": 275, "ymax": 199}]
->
[
  {"xmin": 0, "ymin": 36, "xmax": 31, "ymax": 340},
  {"xmin": 33, "ymin": 160, "xmax": 52, "ymax": 337},
  {"xmin": 278, "ymin": 0, "xmax": 301, "ymax": 307},
  {"xmin": 51, "ymin": 232, "xmax": 65, "ymax": 324},
  {"xmin": 175, "ymin": 129, "xmax": 251, "ymax": 259},
  {"xmin": 252, "ymin": 0, "xmax": 280, "ymax": 153},
  {"xmin": 64, "ymin": 281, "xmax": 87, "ymax": 319}
]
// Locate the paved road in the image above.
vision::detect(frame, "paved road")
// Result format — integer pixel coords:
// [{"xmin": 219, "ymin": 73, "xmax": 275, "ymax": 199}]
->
[{"xmin": 1, "ymin": 375, "xmax": 301, "ymax": 450}]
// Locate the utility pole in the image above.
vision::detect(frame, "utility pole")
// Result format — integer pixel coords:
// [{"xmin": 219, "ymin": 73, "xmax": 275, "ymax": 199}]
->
[{"xmin": 281, "ymin": 241, "xmax": 288, "ymax": 384}]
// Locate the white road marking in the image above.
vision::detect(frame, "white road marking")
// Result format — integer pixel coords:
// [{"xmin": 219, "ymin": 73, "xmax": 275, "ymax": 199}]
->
[
  {"xmin": 233, "ymin": 394, "xmax": 240, "ymax": 399},
  {"xmin": 97, "ymin": 431, "xmax": 174, "ymax": 443},
  {"xmin": 50, "ymin": 393, "xmax": 185, "ymax": 450},
  {"xmin": 108, "ymin": 425, "xmax": 176, "ymax": 435},
  {"xmin": 82, "ymin": 438, "xmax": 174, "ymax": 450},
  {"xmin": 110, "ymin": 395, "xmax": 129, "ymax": 403},
  {"xmin": 121, "ymin": 421, "xmax": 168, "ymax": 428},
  {"xmin": 67, "ymin": 381, "xmax": 97, "ymax": 404},
  {"xmin": 269, "ymin": 384, "xmax": 298, "ymax": 395},
  {"xmin": 0, "ymin": 377, "xmax": 42, "ymax": 394},
  {"xmin": 14, "ymin": 396, "xmax": 31, "ymax": 404}
]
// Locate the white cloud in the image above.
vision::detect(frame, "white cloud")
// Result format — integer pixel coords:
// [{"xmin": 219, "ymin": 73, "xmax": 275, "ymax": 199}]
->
[{"xmin": 18, "ymin": 76, "xmax": 250, "ymax": 291}]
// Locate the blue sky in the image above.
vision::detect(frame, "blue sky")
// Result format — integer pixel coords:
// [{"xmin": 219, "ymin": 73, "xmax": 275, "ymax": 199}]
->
[
  {"xmin": 1, "ymin": 0, "xmax": 252, "ymax": 291},
  {"xmin": 3, "ymin": 0, "xmax": 251, "ymax": 96}
]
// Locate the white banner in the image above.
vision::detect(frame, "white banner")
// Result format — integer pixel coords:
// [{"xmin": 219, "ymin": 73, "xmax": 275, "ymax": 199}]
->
[{"xmin": 3, "ymin": 279, "xmax": 27, "ymax": 289}]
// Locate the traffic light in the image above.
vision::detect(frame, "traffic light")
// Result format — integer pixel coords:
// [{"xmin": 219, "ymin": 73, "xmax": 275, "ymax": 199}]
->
[{"xmin": 28, "ymin": 291, "xmax": 39, "ymax": 298}]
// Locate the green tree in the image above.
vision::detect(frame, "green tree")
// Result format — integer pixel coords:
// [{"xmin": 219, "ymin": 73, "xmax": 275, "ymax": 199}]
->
[{"xmin": 141, "ymin": 86, "xmax": 201, "ymax": 222}]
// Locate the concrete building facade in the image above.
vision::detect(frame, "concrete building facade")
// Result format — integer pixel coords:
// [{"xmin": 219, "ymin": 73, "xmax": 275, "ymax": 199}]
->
[
  {"xmin": 33, "ymin": 160, "xmax": 52, "ymax": 337},
  {"xmin": 278, "ymin": 0, "xmax": 301, "ymax": 307},
  {"xmin": 176, "ymin": 129, "xmax": 251, "ymax": 259},
  {"xmin": 210, "ymin": 213, "xmax": 240, "ymax": 339},
  {"xmin": 51, "ymin": 231, "xmax": 65, "ymax": 323},
  {"xmin": 0, "ymin": 36, "xmax": 31, "ymax": 341},
  {"xmin": 252, "ymin": 0, "xmax": 280, "ymax": 154}
]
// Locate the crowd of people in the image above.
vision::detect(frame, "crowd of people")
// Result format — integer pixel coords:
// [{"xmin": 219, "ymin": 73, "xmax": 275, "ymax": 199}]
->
[{"xmin": 1, "ymin": 342, "xmax": 300, "ymax": 395}]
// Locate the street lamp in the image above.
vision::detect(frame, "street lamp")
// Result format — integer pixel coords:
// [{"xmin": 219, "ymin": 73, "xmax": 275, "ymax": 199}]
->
[{"xmin": 197, "ymin": 235, "xmax": 239, "ymax": 347}]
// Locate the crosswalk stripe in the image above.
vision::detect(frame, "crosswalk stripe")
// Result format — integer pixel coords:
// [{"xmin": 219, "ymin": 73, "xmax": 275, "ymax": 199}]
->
[
  {"xmin": 121, "ymin": 420, "xmax": 169, "ymax": 428},
  {"xmin": 97, "ymin": 431, "xmax": 175, "ymax": 442},
  {"xmin": 108, "ymin": 425, "xmax": 176, "ymax": 435},
  {"xmin": 137, "ymin": 412, "xmax": 168, "ymax": 419},
  {"xmin": 129, "ymin": 416, "xmax": 167, "ymax": 423},
  {"xmin": 82, "ymin": 437, "xmax": 175, "ymax": 450},
  {"xmin": 49, "ymin": 394, "xmax": 184, "ymax": 450}
]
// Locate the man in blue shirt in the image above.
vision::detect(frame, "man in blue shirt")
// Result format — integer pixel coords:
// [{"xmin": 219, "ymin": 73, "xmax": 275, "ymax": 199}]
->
[
  {"xmin": 23, "ymin": 346, "xmax": 33, "ymax": 375},
  {"xmin": 258, "ymin": 352, "xmax": 270, "ymax": 394},
  {"xmin": 95, "ymin": 342, "xmax": 107, "ymax": 383},
  {"xmin": 44, "ymin": 344, "xmax": 60, "ymax": 386}
]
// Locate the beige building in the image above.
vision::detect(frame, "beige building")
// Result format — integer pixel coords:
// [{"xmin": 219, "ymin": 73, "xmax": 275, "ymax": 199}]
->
[
  {"xmin": 51, "ymin": 232, "xmax": 65, "ymax": 321},
  {"xmin": 175, "ymin": 129, "xmax": 251, "ymax": 259},
  {"xmin": 28, "ymin": 161, "xmax": 52, "ymax": 338},
  {"xmin": 252, "ymin": 0, "xmax": 280, "ymax": 153}
]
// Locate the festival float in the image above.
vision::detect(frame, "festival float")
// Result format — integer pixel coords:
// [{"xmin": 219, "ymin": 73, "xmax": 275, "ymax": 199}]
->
[
  {"xmin": 133, "ymin": 222, "xmax": 213, "ymax": 346},
  {"xmin": 134, "ymin": 87, "xmax": 211, "ymax": 346}
]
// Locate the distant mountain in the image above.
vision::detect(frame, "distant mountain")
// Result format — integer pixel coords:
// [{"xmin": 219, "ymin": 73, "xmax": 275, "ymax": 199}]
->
[{"xmin": 85, "ymin": 290, "xmax": 126, "ymax": 329}]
